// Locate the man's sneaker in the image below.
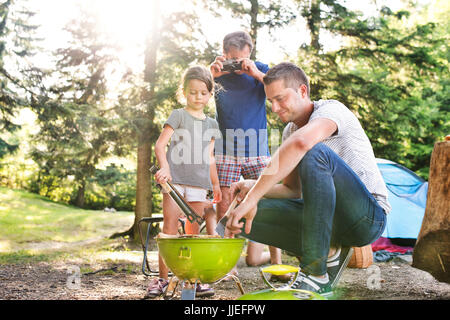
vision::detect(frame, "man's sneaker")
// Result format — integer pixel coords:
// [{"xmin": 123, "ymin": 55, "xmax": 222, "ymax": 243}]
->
[
  {"xmin": 195, "ymin": 283, "xmax": 215, "ymax": 298},
  {"xmin": 145, "ymin": 278, "xmax": 169, "ymax": 299},
  {"xmin": 287, "ymin": 271, "xmax": 333, "ymax": 297},
  {"xmin": 327, "ymin": 246, "xmax": 353, "ymax": 288}
]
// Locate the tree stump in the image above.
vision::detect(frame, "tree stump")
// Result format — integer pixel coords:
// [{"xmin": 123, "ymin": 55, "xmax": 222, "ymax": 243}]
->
[{"xmin": 412, "ymin": 141, "xmax": 450, "ymax": 283}]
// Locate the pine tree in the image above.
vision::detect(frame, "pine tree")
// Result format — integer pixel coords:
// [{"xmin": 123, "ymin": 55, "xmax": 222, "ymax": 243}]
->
[
  {"xmin": 30, "ymin": 6, "xmax": 120, "ymax": 207},
  {"xmin": 0, "ymin": 0, "xmax": 39, "ymax": 158},
  {"xmin": 204, "ymin": 0, "xmax": 296, "ymax": 59},
  {"xmin": 295, "ymin": 0, "xmax": 448, "ymax": 177}
]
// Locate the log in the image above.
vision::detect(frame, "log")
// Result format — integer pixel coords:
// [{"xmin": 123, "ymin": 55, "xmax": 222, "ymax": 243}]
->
[
  {"xmin": 412, "ymin": 141, "xmax": 450, "ymax": 283},
  {"xmin": 348, "ymin": 245, "xmax": 373, "ymax": 269}
]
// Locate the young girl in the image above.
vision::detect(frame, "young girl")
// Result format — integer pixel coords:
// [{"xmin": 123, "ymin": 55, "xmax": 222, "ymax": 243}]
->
[{"xmin": 146, "ymin": 66, "xmax": 222, "ymax": 299}]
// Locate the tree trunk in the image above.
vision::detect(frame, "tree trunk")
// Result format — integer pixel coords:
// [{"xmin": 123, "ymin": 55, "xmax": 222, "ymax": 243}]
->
[
  {"xmin": 412, "ymin": 141, "xmax": 450, "ymax": 283},
  {"xmin": 306, "ymin": 0, "xmax": 322, "ymax": 53},
  {"xmin": 249, "ymin": 0, "xmax": 259, "ymax": 60},
  {"xmin": 132, "ymin": 134, "xmax": 153, "ymax": 241},
  {"xmin": 129, "ymin": 0, "xmax": 161, "ymax": 242},
  {"xmin": 74, "ymin": 180, "xmax": 85, "ymax": 208}
]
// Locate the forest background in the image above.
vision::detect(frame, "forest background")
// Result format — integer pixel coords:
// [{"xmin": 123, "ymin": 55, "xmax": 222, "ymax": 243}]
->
[{"xmin": 0, "ymin": 0, "xmax": 448, "ymax": 242}]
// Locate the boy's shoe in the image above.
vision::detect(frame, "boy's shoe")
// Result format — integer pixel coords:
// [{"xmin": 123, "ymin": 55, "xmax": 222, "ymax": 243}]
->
[
  {"xmin": 145, "ymin": 278, "xmax": 169, "ymax": 299},
  {"xmin": 195, "ymin": 283, "xmax": 215, "ymax": 297},
  {"xmin": 287, "ymin": 271, "xmax": 333, "ymax": 297},
  {"xmin": 327, "ymin": 246, "xmax": 353, "ymax": 288}
]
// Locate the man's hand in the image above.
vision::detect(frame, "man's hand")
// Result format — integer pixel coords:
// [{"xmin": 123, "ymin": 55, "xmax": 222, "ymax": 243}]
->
[
  {"xmin": 236, "ymin": 58, "xmax": 265, "ymax": 82},
  {"xmin": 210, "ymin": 56, "xmax": 265, "ymax": 83},
  {"xmin": 226, "ymin": 179, "xmax": 258, "ymax": 236},
  {"xmin": 210, "ymin": 56, "xmax": 229, "ymax": 78},
  {"xmin": 225, "ymin": 195, "xmax": 258, "ymax": 235},
  {"xmin": 230, "ymin": 179, "xmax": 256, "ymax": 203}
]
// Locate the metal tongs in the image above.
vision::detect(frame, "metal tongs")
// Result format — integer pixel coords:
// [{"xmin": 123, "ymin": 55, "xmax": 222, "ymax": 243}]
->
[
  {"xmin": 150, "ymin": 165, "xmax": 204, "ymax": 225},
  {"xmin": 215, "ymin": 196, "xmax": 238, "ymax": 237}
]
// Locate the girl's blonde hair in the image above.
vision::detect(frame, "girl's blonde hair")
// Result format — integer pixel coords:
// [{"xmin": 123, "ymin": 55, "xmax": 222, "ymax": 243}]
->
[{"xmin": 176, "ymin": 65, "xmax": 214, "ymax": 104}]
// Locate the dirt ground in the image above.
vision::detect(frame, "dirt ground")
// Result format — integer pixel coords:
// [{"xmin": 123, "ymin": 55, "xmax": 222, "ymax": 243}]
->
[{"xmin": 1, "ymin": 240, "xmax": 449, "ymax": 301}]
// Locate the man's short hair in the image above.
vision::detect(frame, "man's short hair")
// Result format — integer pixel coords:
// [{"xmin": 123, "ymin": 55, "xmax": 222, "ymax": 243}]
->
[
  {"xmin": 223, "ymin": 31, "xmax": 254, "ymax": 54},
  {"xmin": 263, "ymin": 62, "xmax": 310, "ymax": 97}
]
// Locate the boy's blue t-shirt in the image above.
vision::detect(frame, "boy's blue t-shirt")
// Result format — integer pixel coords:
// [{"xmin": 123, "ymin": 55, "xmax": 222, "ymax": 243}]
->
[{"xmin": 214, "ymin": 61, "xmax": 270, "ymax": 157}]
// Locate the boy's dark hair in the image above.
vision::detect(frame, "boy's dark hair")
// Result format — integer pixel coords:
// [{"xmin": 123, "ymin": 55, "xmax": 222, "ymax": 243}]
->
[
  {"xmin": 223, "ymin": 31, "xmax": 254, "ymax": 54},
  {"xmin": 263, "ymin": 62, "xmax": 310, "ymax": 97}
]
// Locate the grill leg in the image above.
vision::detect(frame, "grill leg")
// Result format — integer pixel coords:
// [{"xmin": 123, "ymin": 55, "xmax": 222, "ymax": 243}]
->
[{"xmin": 138, "ymin": 217, "xmax": 164, "ymax": 276}]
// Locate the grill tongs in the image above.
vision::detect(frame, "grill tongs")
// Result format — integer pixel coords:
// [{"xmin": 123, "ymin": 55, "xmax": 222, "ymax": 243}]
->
[{"xmin": 150, "ymin": 165, "xmax": 204, "ymax": 225}]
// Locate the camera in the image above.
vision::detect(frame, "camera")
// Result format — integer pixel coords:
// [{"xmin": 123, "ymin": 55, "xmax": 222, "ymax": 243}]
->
[{"xmin": 222, "ymin": 59, "xmax": 242, "ymax": 73}]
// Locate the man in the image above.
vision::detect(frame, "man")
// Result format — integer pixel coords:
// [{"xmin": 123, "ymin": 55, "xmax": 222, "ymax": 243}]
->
[
  {"xmin": 210, "ymin": 31, "xmax": 283, "ymax": 270},
  {"xmin": 226, "ymin": 62, "xmax": 390, "ymax": 296}
]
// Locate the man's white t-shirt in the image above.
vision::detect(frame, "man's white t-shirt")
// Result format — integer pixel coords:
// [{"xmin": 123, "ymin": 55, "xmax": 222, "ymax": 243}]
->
[{"xmin": 282, "ymin": 99, "xmax": 391, "ymax": 214}]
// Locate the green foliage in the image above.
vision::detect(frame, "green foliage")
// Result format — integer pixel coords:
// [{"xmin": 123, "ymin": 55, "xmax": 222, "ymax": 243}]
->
[
  {"xmin": 0, "ymin": 139, "xmax": 17, "ymax": 158},
  {"xmin": 0, "ymin": 0, "xmax": 39, "ymax": 159},
  {"xmin": 0, "ymin": 128, "xmax": 140, "ymax": 210},
  {"xmin": 1, "ymin": 139, "xmax": 139, "ymax": 210},
  {"xmin": 296, "ymin": 0, "xmax": 449, "ymax": 179},
  {"xmin": 83, "ymin": 164, "xmax": 137, "ymax": 211},
  {"xmin": 205, "ymin": 0, "xmax": 296, "ymax": 59},
  {"xmin": 29, "ymin": 7, "xmax": 126, "ymax": 208}
]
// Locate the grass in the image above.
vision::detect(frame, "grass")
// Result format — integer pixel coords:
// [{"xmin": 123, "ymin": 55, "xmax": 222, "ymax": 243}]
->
[
  {"xmin": 0, "ymin": 250, "xmax": 62, "ymax": 264},
  {"xmin": 0, "ymin": 186, "xmax": 137, "ymax": 264},
  {"xmin": 0, "ymin": 186, "xmax": 134, "ymax": 244}
]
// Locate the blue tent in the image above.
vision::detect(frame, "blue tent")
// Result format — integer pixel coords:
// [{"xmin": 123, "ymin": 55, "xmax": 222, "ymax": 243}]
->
[{"xmin": 376, "ymin": 159, "xmax": 428, "ymax": 239}]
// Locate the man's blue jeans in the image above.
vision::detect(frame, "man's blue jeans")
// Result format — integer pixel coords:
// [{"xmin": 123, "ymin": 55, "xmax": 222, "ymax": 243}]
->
[{"xmin": 243, "ymin": 143, "xmax": 386, "ymax": 276}]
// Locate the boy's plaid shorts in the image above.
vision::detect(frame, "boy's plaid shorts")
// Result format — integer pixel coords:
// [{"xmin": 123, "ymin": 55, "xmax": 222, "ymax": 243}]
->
[{"xmin": 215, "ymin": 155, "xmax": 271, "ymax": 187}]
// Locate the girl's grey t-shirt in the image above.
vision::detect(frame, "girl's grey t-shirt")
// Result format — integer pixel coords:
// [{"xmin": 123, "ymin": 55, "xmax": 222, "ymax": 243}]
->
[{"xmin": 165, "ymin": 108, "xmax": 221, "ymax": 190}]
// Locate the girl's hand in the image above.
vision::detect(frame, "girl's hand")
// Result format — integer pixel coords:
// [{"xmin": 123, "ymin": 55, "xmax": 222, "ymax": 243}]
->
[
  {"xmin": 155, "ymin": 167, "xmax": 172, "ymax": 184},
  {"xmin": 212, "ymin": 185, "xmax": 222, "ymax": 204}
]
